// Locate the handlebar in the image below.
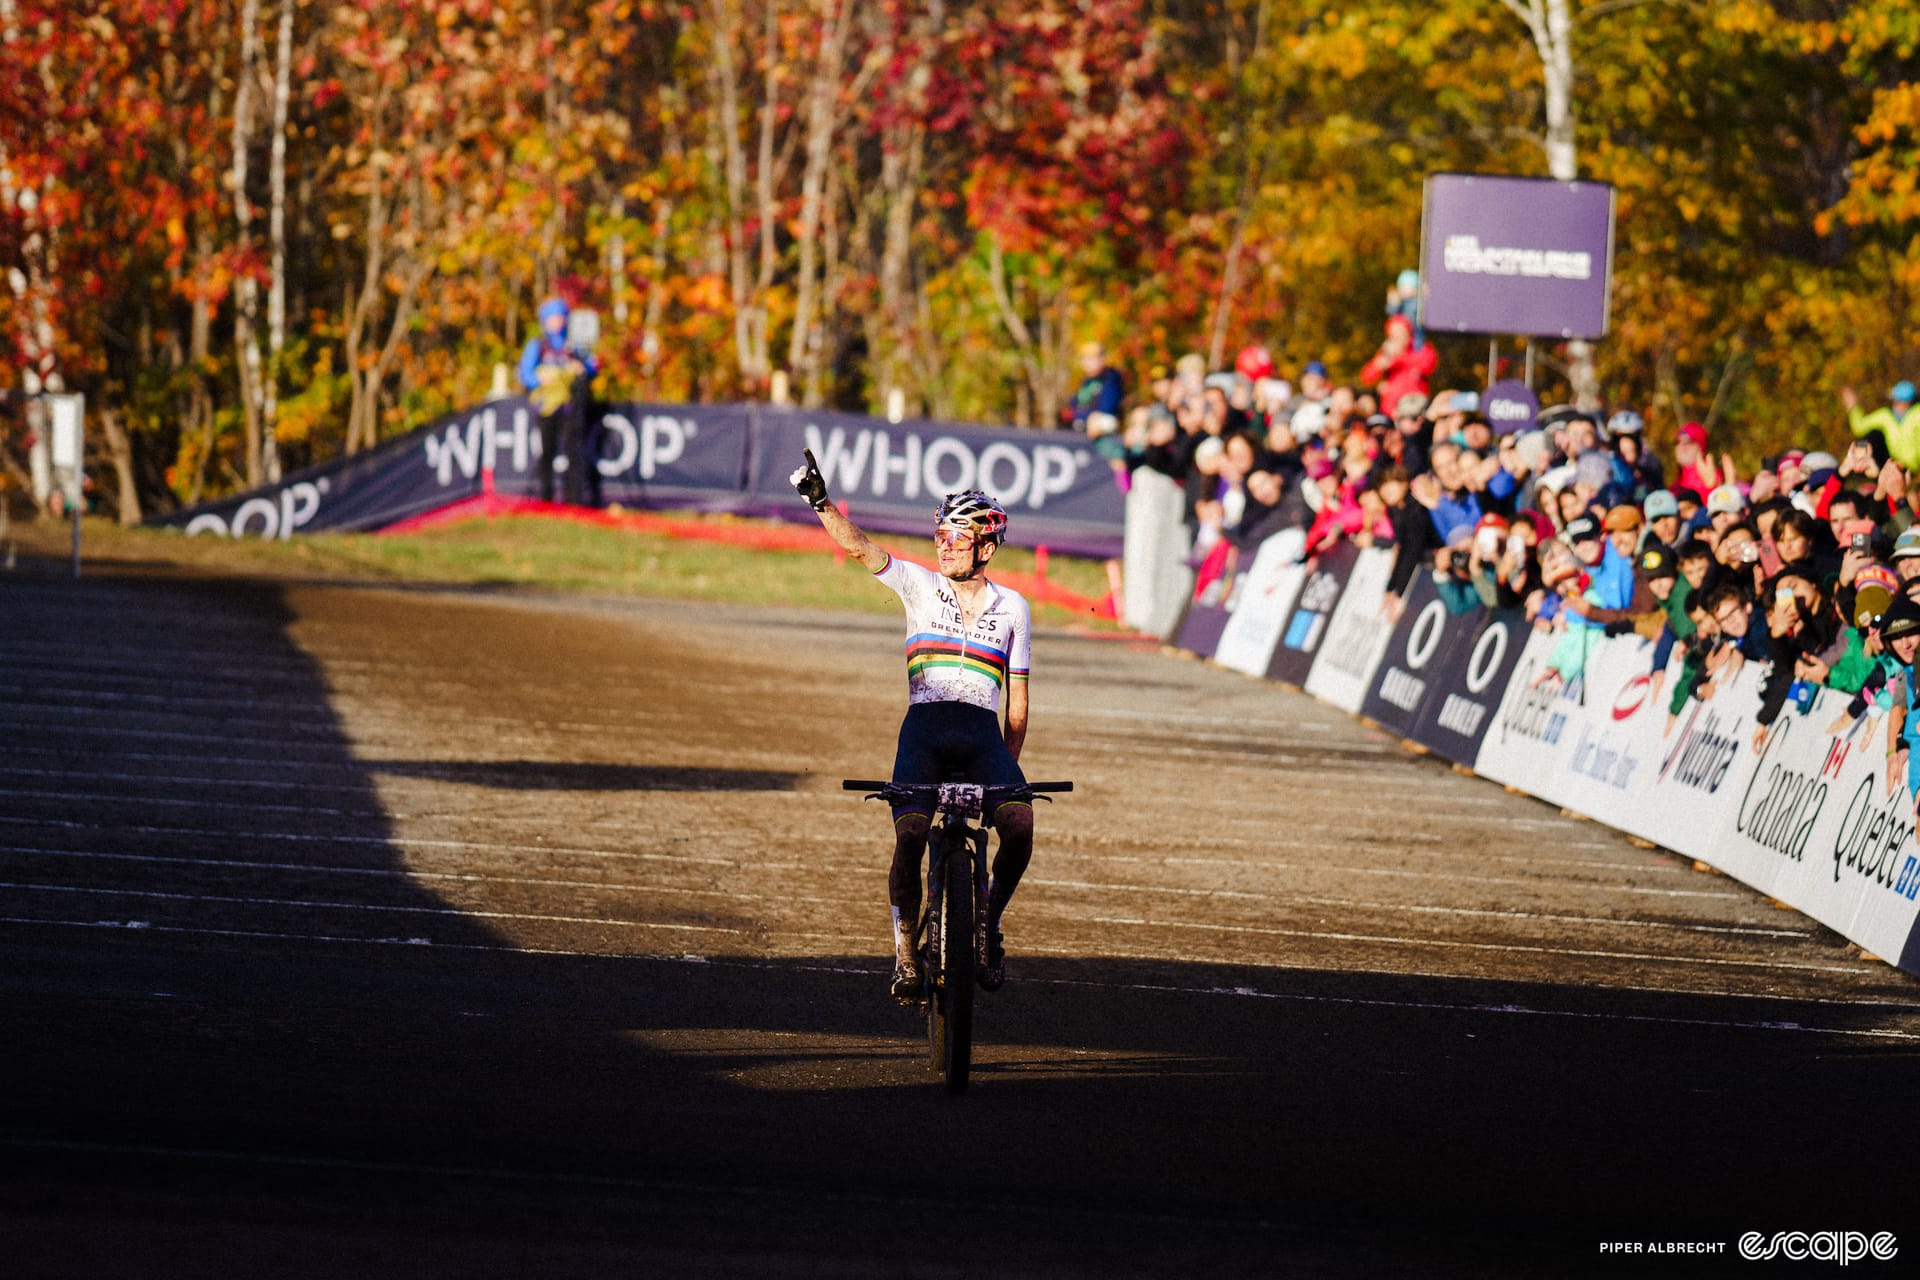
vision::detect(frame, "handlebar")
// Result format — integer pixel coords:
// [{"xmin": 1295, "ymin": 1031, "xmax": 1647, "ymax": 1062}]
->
[{"xmin": 841, "ymin": 780, "xmax": 1072, "ymax": 794}]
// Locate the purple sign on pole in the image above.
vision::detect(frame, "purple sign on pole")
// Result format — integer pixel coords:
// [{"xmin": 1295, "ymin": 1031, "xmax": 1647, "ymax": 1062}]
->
[
  {"xmin": 1420, "ymin": 173, "xmax": 1615, "ymax": 340},
  {"xmin": 1483, "ymin": 379, "xmax": 1539, "ymax": 436}
]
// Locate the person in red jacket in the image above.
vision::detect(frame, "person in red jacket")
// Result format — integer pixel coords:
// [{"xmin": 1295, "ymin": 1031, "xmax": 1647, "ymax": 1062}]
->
[{"xmin": 1358, "ymin": 314, "xmax": 1438, "ymax": 416}]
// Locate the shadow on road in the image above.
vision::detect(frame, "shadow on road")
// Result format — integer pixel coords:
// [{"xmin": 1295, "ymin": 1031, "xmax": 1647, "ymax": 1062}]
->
[
  {"xmin": 365, "ymin": 759, "xmax": 806, "ymax": 791},
  {"xmin": 3, "ymin": 562, "xmax": 1914, "ymax": 1277}
]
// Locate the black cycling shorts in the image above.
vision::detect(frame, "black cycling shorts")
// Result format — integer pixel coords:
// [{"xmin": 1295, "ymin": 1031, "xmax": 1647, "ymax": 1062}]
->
[{"xmin": 889, "ymin": 701, "xmax": 1028, "ymax": 818}]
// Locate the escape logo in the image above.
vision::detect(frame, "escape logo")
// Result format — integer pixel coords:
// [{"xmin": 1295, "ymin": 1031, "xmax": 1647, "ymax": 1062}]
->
[{"xmin": 1738, "ymin": 1231, "xmax": 1897, "ymax": 1264}]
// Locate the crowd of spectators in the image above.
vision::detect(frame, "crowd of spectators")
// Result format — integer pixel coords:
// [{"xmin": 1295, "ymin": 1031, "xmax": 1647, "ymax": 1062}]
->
[{"xmin": 1074, "ymin": 314, "xmax": 1920, "ymax": 773}]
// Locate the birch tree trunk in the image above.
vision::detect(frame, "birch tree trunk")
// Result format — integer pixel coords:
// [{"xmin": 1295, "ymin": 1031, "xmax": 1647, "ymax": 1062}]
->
[
  {"xmin": 232, "ymin": 0, "xmax": 266, "ymax": 487},
  {"xmin": 872, "ymin": 0, "xmax": 938, "ymax": 417},
  {"xmin": 263, "ymin": 0, "xmax": 292, "ymax": 483},
  {"xmin": 704, "ymin": 0, "xmax": 774, "ymax": 387},
  {"xmin": 784, "ymin": 0, "xmax": 851, "ymax": 401},
  {"xmin": 1501, "ymin": 0, "xmax": 1599, "ymax": 408}
]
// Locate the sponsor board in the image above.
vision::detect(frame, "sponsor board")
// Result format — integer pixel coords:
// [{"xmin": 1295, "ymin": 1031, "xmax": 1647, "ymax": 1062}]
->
[
  {"xmin": 1548, "ymin": 632, "xmax": 1671, "ymax": 831},
  {"xmin": 1404, "ymin": 607, "xmax": 1529, "ymax": 764},
  {"xmin": 1421, "ymin": 172, "xmax": 1616, "ymax": 340},
  {"xmin": 1172, "ymin": 600, "xmax": 1233, "ymax": 661},
  {"xmin": 159, "ymin": 399, "xmax": 755, "ymax": 538},
  {"xmin": 1708, "ymin": 685, "xmax": 1920, "ymax": 965},
  {"xmin": 746, "ymin": 409, "xmax": 1125, "ymax": 557},
  {"xmin": 156, "ymin": 400, "xmax": 1128, "ymax": 555},
  {"xmin": 1303, "ymin": 548, "xmax": 1398, "ymax": 713},
  {"xmin": 1611, "ymin": 659, "xmax": 1763, "ymax": 861},
  {"xmin": 1122, "ymin": 469, "xmax": 1193, "ymax": 639},
  {"xmin": 1266, "ymin": 542, "xmax": 1358, "ymax": 686},
  {"xmin": 1470, "ymin": 626, "xmax": 1589, "ymax": 807},
  {"xmin": 1214, "ymin": 531, "xmax": 1308, "ymax": 677},
  {"xmin": 1355, "ymin": 574, "xmax": 1467, "ymax": 737}
]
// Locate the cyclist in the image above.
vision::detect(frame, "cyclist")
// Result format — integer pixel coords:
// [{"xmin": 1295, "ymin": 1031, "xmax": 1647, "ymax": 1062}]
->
[{"xmin": 790, "ymin": 451, "xmax": 1034, "ymax": 1000}]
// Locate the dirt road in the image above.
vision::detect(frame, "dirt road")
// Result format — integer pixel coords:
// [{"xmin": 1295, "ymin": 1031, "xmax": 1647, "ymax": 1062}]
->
[{"xmin": 3, "ymin": 560, "xmax": 1914, "ymax": 1276}]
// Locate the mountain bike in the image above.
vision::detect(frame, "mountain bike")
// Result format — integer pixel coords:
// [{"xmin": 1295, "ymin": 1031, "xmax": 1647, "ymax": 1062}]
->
[{"xmin": 843, "ymin": 777, "xmax": 1072, "ymax": 1095}]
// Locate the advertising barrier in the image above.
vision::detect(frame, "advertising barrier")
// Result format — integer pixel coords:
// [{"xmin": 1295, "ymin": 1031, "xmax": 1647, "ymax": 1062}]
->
[
  {"xmin": 1712, "ymin": 686, "xmax": 1920, "ymax": 968},
  {"xmin": 1265, "ymin": 542, "xmax": 1358, "ymax": 686},
  {"xmin": 1404, "ymin": 606, "xmax": 1530, "ymax": 763},
  {"xmin": 156, "ymin": 400, "xmax": 1127, "ymax": 556},
  {"xmin": 1194, "ymin": 541, "xmax": 1920, "ymax": 974},
  {"xmin": 745, "ymin": 409, "xmax": 1125, "ymax": 558},
  {"xmin": 1356, "ymin": 575, "xmax": 1467, "ymax": 738},
  {"xmin": 1122, "ymin": 469, "xmax": 1193, "ymax": 639},
  {"xmin": 1304, "ymin": 548, "xmax": 1398, "ymax": 714},
  {"xmin": 1213, "ymin": 532, "xmax": 1308, "ymax": 677},
  {"xmin": 1172, "ymin": 600, "xmax": 1234, "ymax": 661}
]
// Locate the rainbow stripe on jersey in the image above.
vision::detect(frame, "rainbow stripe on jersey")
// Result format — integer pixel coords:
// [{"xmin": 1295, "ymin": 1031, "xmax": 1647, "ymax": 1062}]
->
[{"xmin": 906, "ymin": 633, "xmax": 1012, "ymax": 687}]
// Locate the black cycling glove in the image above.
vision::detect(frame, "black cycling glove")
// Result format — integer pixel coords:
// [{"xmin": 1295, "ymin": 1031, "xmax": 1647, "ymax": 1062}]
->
[{"xmin": 790, "ymin": 448, "xmax": 832, "ymax": 511}]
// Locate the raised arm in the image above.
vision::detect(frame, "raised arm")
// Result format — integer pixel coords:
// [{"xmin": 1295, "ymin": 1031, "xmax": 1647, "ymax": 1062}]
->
[{"xmin": 792, "ymin": 449, "xmax": 889, "ymax": 572}]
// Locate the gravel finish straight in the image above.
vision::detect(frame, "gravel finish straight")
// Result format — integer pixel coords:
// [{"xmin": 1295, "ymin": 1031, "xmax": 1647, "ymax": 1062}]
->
[{"xmin": 3, "ymin": 561, "xmax": 1915, "ymax": 1277}]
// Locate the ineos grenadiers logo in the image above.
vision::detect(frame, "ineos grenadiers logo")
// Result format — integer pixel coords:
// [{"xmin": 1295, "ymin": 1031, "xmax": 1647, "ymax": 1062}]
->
[{"xmin": 1738, "ymin": 1230, "xmax": 1897, "ymax": 1264}]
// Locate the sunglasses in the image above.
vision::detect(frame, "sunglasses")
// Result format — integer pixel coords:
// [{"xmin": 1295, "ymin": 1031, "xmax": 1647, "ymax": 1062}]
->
[{"xmin": 935, "ymin": 528, "xmax": 977, "ymax": 550}]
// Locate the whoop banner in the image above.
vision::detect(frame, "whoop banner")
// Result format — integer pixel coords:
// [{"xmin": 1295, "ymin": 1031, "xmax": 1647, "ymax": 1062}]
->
[
  {"xmin": 745, "ymin": 410, "xmax": 1124, "ymax": 557},
  {"xmin": 154, "ymin": 400, "xmax": 1126, "ymax": 556}
]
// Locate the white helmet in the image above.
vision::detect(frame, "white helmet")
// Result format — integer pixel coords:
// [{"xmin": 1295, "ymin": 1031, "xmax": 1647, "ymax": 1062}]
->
[
  {"xmin": 935, "ymin": 490, "xmax": 1008, "ymax": 545},
  {"xmin": 1606, "ymin": 409, "xmax": 1644, "ymax": 437}
]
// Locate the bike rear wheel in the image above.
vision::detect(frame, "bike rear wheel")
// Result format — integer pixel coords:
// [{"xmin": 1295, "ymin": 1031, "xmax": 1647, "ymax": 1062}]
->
[{"xmin": 939, "ymin": 827, "xmax": 975, "ymax": 1095}]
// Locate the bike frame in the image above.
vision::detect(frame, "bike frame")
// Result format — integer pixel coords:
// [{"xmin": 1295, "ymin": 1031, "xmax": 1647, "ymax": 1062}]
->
[{"xmin": 844, "ymin": 777, "xmax": 1070, "ymax": 1095}]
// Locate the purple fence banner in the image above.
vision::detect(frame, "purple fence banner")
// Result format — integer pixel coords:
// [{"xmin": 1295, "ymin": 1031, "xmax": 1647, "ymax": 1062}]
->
[
  {"xmin": 1421, "ymin": 173, "xmax": 1616, "ymax": 340},
  {"xmin": 744, "ymin": 409, "xmax": 1125, "ymax": 557},
  {"xmin": 153, "ymin": 400, "xmax": 1124, "ymax": 555}
]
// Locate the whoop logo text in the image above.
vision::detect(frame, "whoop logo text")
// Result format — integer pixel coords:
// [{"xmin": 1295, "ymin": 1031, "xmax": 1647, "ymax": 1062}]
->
[{"xmin": 1739, "ymin": 1231, "xmax": 1897, "ymax": 1264}]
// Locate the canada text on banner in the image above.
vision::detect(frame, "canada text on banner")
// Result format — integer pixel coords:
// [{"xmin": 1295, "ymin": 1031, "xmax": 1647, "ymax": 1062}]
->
[
  {"xmin": 744, "ymin": 409, "xmax": 1126, "ymax": 557},
  {"xmin": 1708, "ymin": 684, "xmax": 1920, "ymax": 969}
]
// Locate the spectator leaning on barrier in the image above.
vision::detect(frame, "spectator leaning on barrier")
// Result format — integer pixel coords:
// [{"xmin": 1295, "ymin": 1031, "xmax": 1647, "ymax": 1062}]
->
[{"xmin": 1874, "ymin": 595, "xmax": 1920, "ymax": 809}]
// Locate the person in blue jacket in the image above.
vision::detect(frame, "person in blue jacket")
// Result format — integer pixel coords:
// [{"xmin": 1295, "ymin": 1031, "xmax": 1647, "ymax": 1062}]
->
[{"xmin": 520, "ymin": 297, "xmax": 599, "ymax": 503}]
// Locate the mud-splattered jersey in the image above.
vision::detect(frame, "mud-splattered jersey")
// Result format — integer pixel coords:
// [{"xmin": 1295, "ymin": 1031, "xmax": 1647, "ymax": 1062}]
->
[{"xmin": 872, "ymin": 553, "xmax": 1031, "ymax": 714}]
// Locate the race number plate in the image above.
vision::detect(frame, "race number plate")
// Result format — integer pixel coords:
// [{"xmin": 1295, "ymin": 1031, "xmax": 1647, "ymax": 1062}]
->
[{"xmin": 937, "ymin": 783, "xmax": 984, "ymax": 819}]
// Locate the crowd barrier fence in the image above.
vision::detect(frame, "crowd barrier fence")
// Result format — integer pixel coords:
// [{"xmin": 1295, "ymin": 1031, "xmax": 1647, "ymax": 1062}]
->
[
  {"xmin": 1167, "ymin": 538, "xmax": 1920, "ymax": 976},
  {"xmin": 153, "ymin": 398, "xmax": 1128, "ymax": 559}
]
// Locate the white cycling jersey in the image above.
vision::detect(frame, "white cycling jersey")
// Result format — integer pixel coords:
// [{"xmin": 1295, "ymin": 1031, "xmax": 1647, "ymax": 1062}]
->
[{"xmin": 873, "ymin": 553, "xmax": 1031, "ymax": 714}]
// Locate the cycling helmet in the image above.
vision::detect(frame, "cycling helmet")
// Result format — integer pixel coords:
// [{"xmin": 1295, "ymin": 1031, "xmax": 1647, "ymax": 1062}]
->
[
  {"xmin": 935, "ymin": 490, "xmax": 1009, "ymax": 546},
  {"xmin": 1606, "ymin": 409, "xmax": 1644, "ymax": 437}
]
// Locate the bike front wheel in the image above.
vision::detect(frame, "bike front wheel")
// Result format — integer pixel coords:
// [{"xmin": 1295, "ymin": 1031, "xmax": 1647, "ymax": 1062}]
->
[{"xmin": 939, "ymin": 827, "xmax": 975, "ymax": 1095}]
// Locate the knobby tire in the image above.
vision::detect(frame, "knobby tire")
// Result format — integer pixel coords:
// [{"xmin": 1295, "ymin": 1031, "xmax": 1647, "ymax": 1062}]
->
[{"xmin": 940, "ymin": 826, "xmax": 975, "ymax": 1095}]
